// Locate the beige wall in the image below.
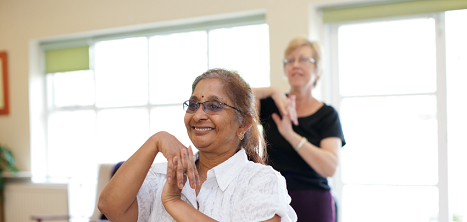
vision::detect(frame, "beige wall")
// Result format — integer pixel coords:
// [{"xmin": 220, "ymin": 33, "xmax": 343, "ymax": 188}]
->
[{"xmin": 0, "ymin": 0, "xmax": 361, "ymax": 171}]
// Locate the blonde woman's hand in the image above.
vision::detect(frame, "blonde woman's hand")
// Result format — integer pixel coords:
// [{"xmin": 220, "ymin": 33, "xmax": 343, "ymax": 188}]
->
[
  {"xmin": 287, "ymin": 95, "xmax": 298, "ymax": 126},
  {"xmin": 270, "ymin": 87, "xmax": 289, "ymax": 118},
  {"xmin": 270, "ymin": 88, "xmax": 298, "ymax": 126},
  {"xmin": 271, "ymin": 111, "xmax": 294, "ymax": 140}
]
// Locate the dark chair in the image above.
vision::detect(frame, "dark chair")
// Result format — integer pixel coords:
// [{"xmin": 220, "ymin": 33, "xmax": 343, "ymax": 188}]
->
[{"xmin": 100, "ymin": 161, "xmax": 124, "ymax": 220}]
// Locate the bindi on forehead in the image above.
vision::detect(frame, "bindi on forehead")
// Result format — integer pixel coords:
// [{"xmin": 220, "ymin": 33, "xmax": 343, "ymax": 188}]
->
[{"xmin": 190, "ymin": 95, "xmax": 223, "ymax": 102}]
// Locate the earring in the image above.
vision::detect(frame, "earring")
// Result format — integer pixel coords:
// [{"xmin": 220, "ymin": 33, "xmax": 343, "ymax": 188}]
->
[{"xmin": 238, "ymin": 132, "xmax": 244, "ymax": 140}]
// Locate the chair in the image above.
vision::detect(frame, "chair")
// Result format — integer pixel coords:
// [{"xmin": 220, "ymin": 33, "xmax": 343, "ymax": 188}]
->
[
  {"xmin": 97, "ymin": 161, "xmax": 124, "ymax": 220},
  {"xmin": 31, "ymin": 162, "xmax": 123, "ymax": 222},
  {"xmin": 90, "ymin": 163, "xmax": 115, "ymax": 220}
]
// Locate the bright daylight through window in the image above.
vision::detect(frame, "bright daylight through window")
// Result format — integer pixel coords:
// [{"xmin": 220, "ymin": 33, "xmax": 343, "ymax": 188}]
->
[{"xmin": 334, "ymin": 9, "xmax": 467, "ymax": 221}]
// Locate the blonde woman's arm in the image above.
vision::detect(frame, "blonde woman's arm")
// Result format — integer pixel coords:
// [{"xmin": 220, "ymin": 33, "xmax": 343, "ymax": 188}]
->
[{"xmin": 253, "ymin": 87, "xmax": 298, "ymax": 125}]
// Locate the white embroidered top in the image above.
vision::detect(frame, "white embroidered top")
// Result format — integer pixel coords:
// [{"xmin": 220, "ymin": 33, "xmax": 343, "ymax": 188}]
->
[{"xmin": 136, "ymin": 149, "xmax": 297, "ymax": 222}]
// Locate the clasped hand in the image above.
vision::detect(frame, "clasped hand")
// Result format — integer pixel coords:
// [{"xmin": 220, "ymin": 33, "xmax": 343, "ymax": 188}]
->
[
  {"xmin": 157, "ymin": 135, "xmax": 199, "ymax": 205},
  {"xmin": 271, "ymin": 92, "xmax": 298, "ymax": 137}
]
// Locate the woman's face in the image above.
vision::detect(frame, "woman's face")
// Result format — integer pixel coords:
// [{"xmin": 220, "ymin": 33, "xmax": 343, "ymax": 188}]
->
[
  {"xmin": 285, "ymin": 45, "xmax": 318, "ymax": 89},
  {"xmin": 184, "ymin": 78, "xmax": 244, "ymax": 153}
]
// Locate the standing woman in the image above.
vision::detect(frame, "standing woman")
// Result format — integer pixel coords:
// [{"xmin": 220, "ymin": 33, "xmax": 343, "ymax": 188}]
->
[{"xmin": 254, "ymin": 36, "xmax": 346, "ymax": 222}]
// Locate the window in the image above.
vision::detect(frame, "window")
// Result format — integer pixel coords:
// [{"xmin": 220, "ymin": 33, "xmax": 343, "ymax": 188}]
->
[
  {"xmin": 38, "ymin": 20, "xmax": 270, "ymax": 183},
  {"xmin": 446, "ymin": 9, "xmax": 467, "ymax": 222},
  {"xmin": 39, "ymin": 19, "xmax": 269, "ymax": 218},
  {"xmin": 327, "ymin": 9, "xmax": 467, "ymax": 221},
  {"xmin": 337, "ymin": 17, "xmax": 439, "ymax": 221}
]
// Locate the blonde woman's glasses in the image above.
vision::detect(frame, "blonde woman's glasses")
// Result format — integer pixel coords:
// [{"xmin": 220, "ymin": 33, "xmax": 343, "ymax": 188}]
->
[{"xmin": 283, "ymin": 57, "xmax": 315, "ymax": 66}]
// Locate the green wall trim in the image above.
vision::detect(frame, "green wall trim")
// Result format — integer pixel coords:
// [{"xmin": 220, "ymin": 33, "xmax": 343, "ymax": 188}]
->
[
  {"xmin": 323, "ymin": 0, "xmax": 467, "ymax": 23},
  {"xmin": 45, "ymin": 46, "xmax": 89, "ymax": 73}
]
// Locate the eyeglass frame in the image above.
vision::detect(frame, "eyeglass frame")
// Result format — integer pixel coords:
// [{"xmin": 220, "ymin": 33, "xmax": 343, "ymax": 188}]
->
[
  {"xmin": 183, "ymin": 100, "xmax": 241, "ymax": 114},
  {"xmin": 283, "ymin": 57, "xmax": 316, "ymax": 66}
]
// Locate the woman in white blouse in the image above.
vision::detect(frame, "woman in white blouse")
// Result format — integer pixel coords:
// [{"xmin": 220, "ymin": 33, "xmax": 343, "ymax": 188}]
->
[{"xmin": 98, "ymin": 68, "xmax": 297, "ymax": 222}]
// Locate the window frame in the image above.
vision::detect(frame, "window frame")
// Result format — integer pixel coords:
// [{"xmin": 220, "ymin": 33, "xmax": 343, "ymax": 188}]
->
[
  {"xmin": 324, "ymin": 12, "xmax": 449, "ymax": 222},
  {"xmin": 33, "ymin": 14, "xmax": 269, "ymax": 183}
]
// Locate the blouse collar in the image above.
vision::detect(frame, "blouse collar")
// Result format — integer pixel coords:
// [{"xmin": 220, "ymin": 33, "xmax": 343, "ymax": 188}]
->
[
  {"xmin": 151, "ymin": 148, "xmax": 249, "ymax": 192},
  {"xmin": 209, "ymin": 148, "xmax": 249, "ymax": 191}
]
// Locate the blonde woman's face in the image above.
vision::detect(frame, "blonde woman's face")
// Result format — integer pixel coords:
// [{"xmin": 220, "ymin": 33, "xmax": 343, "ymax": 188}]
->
[{"xmin": 285, "ymin": 45, "xmax": 317, "ymax": 89}]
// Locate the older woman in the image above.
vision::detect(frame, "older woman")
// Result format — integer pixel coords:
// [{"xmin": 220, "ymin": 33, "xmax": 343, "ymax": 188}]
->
[
  {"xmin": 254, "ymin": 37, "xmax": 346, "ymax": 222},
  {"xmin": 98, "ymin": 68, "xmax": 297, "ymax": 222}
]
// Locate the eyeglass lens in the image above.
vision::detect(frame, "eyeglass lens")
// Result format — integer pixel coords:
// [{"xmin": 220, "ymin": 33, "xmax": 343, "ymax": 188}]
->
[
  {"xmin": 184, "ymin": 100, "xmax": 223, "ymax": 114},
  {"xmin": 284, "ymin": 57, "xmax": 315, "ymax": 65}
]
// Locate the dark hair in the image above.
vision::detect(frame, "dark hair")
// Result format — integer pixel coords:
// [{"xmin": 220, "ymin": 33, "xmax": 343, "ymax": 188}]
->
[{"xmin": 192, "ymin": 68, "xmax": 267, "ymax": 164}]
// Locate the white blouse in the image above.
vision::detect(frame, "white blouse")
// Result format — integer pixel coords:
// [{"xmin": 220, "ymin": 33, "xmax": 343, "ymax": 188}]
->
[{"xmin": 137, "ymin": 149, "xmax": 297, "ymax": 222}]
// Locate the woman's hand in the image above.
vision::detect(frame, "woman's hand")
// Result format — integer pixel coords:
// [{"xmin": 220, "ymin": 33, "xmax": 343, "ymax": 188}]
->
[
  {"xmin": 161, "ymin": 156, "xmax": 186, "ymax": 206},
  {"xmin": 162, "ymin": 154, "xmax": 218, "ymax": 222},
  {"xmin": 156, "ymin": 132, "xmax": 199, "ymax": 189},
  {"xmin": 287, "ymin": 95, "xmax": 298, "ymax": 126},
  {"xmin": 270, "ymin": 89, "xmax": 298, "ymax": 126},
  {"xmin": 271, "ymin": 95, "xmax": 298, "ymax": 138}
]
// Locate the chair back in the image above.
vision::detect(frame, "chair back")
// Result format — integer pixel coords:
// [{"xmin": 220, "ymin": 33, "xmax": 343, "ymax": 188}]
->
[{"xmin": 90, "ymin": 164, "xmax": 114, "ymax": 220}]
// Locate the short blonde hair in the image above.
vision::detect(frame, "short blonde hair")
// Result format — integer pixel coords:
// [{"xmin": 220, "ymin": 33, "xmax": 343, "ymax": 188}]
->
[{"xmin": 284, "ymin": 36, "xmax": 323, "ymax": 85}]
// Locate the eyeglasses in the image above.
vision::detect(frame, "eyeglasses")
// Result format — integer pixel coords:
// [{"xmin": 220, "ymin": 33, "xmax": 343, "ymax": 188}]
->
[
  {"xmin": 183, "ymin": 100, "xmax": 241, "ymax": 114},
  {"xmin": 283, "ymin": 57, "xmax": 316, "ymax": 66}
]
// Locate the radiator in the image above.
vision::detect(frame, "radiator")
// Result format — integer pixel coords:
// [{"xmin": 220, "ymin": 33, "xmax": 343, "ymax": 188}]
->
[{"xmin": 4, "ymin": 183, "xmax": 68, "ymax": 222}]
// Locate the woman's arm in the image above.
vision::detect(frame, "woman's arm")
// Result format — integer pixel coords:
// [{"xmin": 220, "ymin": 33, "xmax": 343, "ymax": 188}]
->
[
  {"xmin": 287, "ymin": 129, "xmax": 341, "ymax": 177},
  {"xmin": 166, "ymin": 204, "xmax": 281, "ymax": 222},
  {"xmin": 98, "ymin": 131, "xmax": 199, "ymax": 222},
  {"xmin": 263, "ymin": 214, "xmax": 281, "ymax": 222},
  {"xmin": 253, "ymin": 87, "xmax": 285, "ymax": 115},
  {"xmin": 253, "ymin": 87, "xmax": 298, "ymax": 125},
  {"xmin": 271, "ymin": 113, "xmax": 341, "ymax": 177}
]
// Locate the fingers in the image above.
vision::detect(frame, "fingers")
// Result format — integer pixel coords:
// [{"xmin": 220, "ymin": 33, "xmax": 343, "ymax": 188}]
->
[
  {"xmin": 186, "ymin": 146, "xmax": 200, "ymax": 188},
  {"xmin": 180, "ymin": 149, "xmax": 188, "ymax": 182},
  {"xmin": 277, "ymin": 95, "xmax": 289, "ymax": 118},
  {"xmin": 189, "ymin": 146, "xmax": 200, "ymax": 187},
  {"xmin": 176, "ymin": 155, "xmax": 184, "ymax": 189},
  {"xmin": 160, "ymin": 134, "xmax": 197, "ymax": 190},
  {"xmin": 272, "ymin": 91, "xmax": 289, "ymax": 118},
  {"xmin": 287, "ymin": 95, "xmax": 299, "ymax": 126},
  {"xmin": 166, "ymin": 154, "xmax": 173, "ymax": 182},
  {"xmin": 180, "ymin": 148, "xmax": 195, "ymax": 189},
  {"xmin": 271, "ymin": 113, "xmax": 282, "ymax": 126},
  {"xmin": 272, "ymin": 112, "xmax": 294, "ymax": 138}
]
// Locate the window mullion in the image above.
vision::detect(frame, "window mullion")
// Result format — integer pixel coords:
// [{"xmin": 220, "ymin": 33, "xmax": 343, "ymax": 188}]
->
[
  {"xmin": 146, "ymin": 36, "xmax": 152, "ymax": 136},
  {"xmin": 327, "ymin": 22, "xmax": 343, "ymax": 222},
  {"xmin": 206, "ymin": 29, "xmax": 210, "ymax": 69},
  {"xmin": 434, "ymin": 11, "xmax": 449, "ymax": 222}
]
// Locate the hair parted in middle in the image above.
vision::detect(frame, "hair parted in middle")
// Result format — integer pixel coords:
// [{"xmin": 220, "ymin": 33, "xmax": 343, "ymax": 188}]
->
[{"xmin": 191, "ymin": 68, "xmax": 267, "ymax": 165}]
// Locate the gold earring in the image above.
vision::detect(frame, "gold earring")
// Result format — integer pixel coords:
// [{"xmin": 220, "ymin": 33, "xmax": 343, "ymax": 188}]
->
[{"xmin": 238, "ymin": 132, "xmax": 244, "ymax": 140}]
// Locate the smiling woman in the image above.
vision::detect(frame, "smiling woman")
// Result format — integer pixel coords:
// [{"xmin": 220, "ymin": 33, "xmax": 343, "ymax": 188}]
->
[{"xmin": 98, "ymin": 68, "xmax": 297, "ymax": 222}]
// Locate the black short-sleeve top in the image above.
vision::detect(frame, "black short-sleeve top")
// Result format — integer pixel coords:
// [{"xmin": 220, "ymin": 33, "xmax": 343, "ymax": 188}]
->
[{"xmin": 260, "ymin": 96, "xmax": 346, "ymax": 190}]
